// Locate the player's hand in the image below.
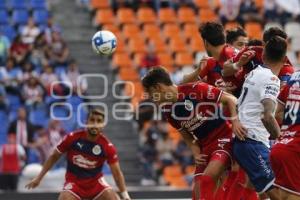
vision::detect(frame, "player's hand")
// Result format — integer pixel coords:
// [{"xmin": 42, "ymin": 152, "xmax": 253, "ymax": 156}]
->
[
  {"xmin": 237, "ymin": 50, "xmax": 255, "ymax": 67},
  {"xmin": 25, "ymin": 177, "xmax": 41, "ymax": 190},
  {"xmin": 193, "ymin": 154, "xmax": 208, "ymax": 166},
  {"xmin": 232, "ymin": 119, "xmax": 247, "ymax": 141},
  {"xmin": 199, "ymin": 56, "xmax": 208, "ymax": 69}
]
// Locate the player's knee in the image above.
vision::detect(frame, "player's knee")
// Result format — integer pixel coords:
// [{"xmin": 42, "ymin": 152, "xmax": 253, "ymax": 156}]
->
[
  {"xmin": 96, "ymin": 189, "xmax": 119, "ymax": 200},
  {"xmin": 58, "ymin": 191, "xmax": 79, "ymax": 200}
]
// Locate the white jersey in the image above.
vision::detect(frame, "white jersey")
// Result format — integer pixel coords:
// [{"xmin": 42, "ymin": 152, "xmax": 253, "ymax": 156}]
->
[{"xmin": 238, "ymin": 65, "xmax": 280, "ymax": 147}]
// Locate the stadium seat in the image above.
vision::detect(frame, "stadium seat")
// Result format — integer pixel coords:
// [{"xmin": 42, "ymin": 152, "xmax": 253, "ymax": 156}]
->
[
  {"xmin": 285, "ymin": 22, "xmax": 300, "ymax": 38},
  {"xmin": 129, "ymin": 39, "xmax": 147, "ymax": 54},
  {"xmin": 112, "ymin": 52, "xmax": 132, "ymax": 68},
  {"xmin": 12, "ymin": 9, "xmax": 29, "ymax": 25},
  {"xmin": 149, "ymin": 37, "xmax": 167, "ymax": 53},
  {"xmin": 190, "ymin": 35, "xmax": 205, "ymax": 53},
  {"xmin": 170, "ymin": 177, "xmax": 189, "ymax": 188},
  {"xmin": 194, "ymin": 0, "xmax": 210, "ymax": 8},
  {"xmin": 183, "ymin": 23, "xmax": 199, "ymax": 39},
  {"xmin": 224, "ymin": 21, "xmax": 241, "ymax": 30},
  {"xmin": 94, "ymin": 9, "xmax": 114, "ymax": 25},
  {"xmin": 158, "ymin": 8, "xmax": 176, "ymax": 24},
  {"xmin": 102, "ymin": 24, "xmax": 120, "ymax": 35},
  {"xmin": 185, "ymin": 165, "xmax": 195, "ymax": 175},
  {"xmin": 143, "ymin": 24, "xmax": 161, "ymax": 40},
  {"xmin": 117, "ymin": 8, "xmax": 135, "ymax": 24},
  {"xmin": 255, "ymin": 0, "xmax": 263, "ymax": 8},
  {"xmin": 122, "ymin": 24, "xmax": 141, "ymax": 39},
  {"xmin": 199, "ymin": 8, "xmax": 217, "ymax": 22},
  {"xmin": 119, "ymin": 67, "xmax": 139, "ymax": 81},
  {"xmin": 157, "ymin": 52, "xmax": 174, "ymax": 70},
  {"xmin": 33, "ymin": 10, "xmax": 49, "ymax": 25},
  {"xmin": 163, "ymin": 24, "xmax": 181, "ymax": 39},
  {"xmin": 29, "ymin": 104, "xmax": 49, "ymax": 127},
  {"xmin": 0, "ymin": 110, "xmax": 8, "ymax": 145},
  {"xmin": 168, "ymin": 124, "xmax": 181, "ymax": 144},
  {"xmin": 0, "ymin": 25, "xmax": 16, "ymax": 41},
  {"xmin": 115, "ymin": 37, "xmax": 126, "ymax": 53},
  {"xmin": 178, "ymin": 7, "xmax": 196, "ymax": 24},
  {"xmin": 137, "ymin": 7, "xmax": 156, "ymax": 24},
  {"xmin": 0, "ymin": 0, "xmax": 5, "ymax": 9},
  {"xmin": 90, "ymin": 0, "xmax": 110, "ymax": 9},
  {"xmin": 245, "ymin": 22, "xmax": 262, "ymax": 39},
  {"xmin": 0, "ymin": 10, "xmax": 9, "ymax": 24},
  {"xmin": 133, "ymin": 52, "xmax": 145, "ymax": 67},
  {"xmin": 175, "ymin": 52, "xmax": 194, "ymax": 66},
  {"xmin": 163, "ymin": 165, "xmax": 183, "ymax": 184},
  {"xmin": 8, "ymin": 0, "xmax": 27, "ymax": 10},
  {"xmin": 169, "ymin": 38, "xmax": 187, "ymax": 54},
  {"xmin": 29, "ymin": 0, "xmax": 47, "ymax": 10}
]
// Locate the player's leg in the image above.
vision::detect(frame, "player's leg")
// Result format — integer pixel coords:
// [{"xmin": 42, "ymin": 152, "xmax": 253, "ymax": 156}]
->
[
  {"xmin": 279, "ymin": 189, "xmax": 300, "ymax": 200},
  {"xmin": 58, "ymin": 191, "xmax": 80, "ymax": 200},
  {"xmin": 94, "ymin": 188, "xmax": 119, "ymax": 200}
]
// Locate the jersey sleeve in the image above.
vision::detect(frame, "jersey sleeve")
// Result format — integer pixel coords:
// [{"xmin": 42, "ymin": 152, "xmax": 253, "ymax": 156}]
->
[
  {"xmin": 56, "ymin": 133, "xmax": 75, "ymax": 154},
  {"xmin": 198, "ymin": 59, "xmax": 211, "ymax": 80},
  {"xmin": 260, "ymin": 76, "xmax": 280, "ymax": 103},
  {"xmin": 105, "ymin": 142, "xmax": 119, "ymax": 164},
  {"xmin": 232, "ymin": 47, "xmax": 247, "ymax": 63},
  {"xmin": 195, "ymin": 82, "xmax": 223, "ymax": 103},
  {"xmin": 277, "ymin": 84, "xmax": 290, "ymax": 105},
  {"xmin": 278, "ymin": 65, "xmax": 294, "ymax": 83}
]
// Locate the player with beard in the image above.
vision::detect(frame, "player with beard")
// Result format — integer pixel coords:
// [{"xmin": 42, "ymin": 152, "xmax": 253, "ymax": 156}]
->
[{"xmin": 25, "ymin": 108, "xmax": 131, "ymax": 200}]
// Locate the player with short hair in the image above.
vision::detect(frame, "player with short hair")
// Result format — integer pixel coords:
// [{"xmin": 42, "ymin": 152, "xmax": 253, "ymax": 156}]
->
[
  {"xmin": 25, "ymin": 108, "xmax": 131, "ymax": 200},
  {"xmin": 142, "ymin": 66, "xmax": 246, "ymax": 200},
  {"xmin": 226, "ymin": 27, "xmax": 248, "ymax": 51},
  {"xmin": 233, "ymin": 36, "xmax": 287, "ymax": 200},
  {"xmin": 270, "ymin": 72, "xmax": 300, "ymax": 199}
]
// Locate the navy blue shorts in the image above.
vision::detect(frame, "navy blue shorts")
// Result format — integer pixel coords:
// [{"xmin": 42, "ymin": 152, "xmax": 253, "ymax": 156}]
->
[{"xmin": 233, "ymin": 138, "xmax": 275, "ymax": 193}]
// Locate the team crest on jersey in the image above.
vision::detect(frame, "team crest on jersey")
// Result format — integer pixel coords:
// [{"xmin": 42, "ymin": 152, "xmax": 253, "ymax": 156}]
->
[
  {"xmin": 184, "ymin": 99, "xmax": 193, "ymax": 111},
  {"xmin": 92, "ymin": 145, "xmax": 102, "ymax": 155},
  {"xmin": 64, "ymin": 183, "xmax": 73, "ymax": 190}
]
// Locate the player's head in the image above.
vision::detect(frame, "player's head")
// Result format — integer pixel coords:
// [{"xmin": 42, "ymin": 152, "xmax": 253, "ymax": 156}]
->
[
  {"xmin": 142, "ymin": 66, "xmax": 175, "ymax": 104},
  {"xmin": 87, "ymin": 108, "xmax": 105, "ymax": 135},
  {"xmin": 247, "ymin": 39, "xmax": 263, "ymax": 46},
  {"xmin": 263, "ymin": 27, "xmax": 287, "ymax": 43},
  {"xmin": 226, "ymin": 27, "xmax": 248, "ymax": 50},
  {"xmin": 263, "ymin": 36, "xmax": 287, "ymax": 65},
  {"xmin": 199, "ymin": 22, "xmax": 225, "ymax": 56}
]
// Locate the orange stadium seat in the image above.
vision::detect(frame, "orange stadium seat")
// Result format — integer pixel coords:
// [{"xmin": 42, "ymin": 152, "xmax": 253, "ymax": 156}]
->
[
  {"xmin": 199, "ymin": 8, "xmax": 217, "ymax": 22},
  {"xmin": 167, "ymin": 124, "xmax": 181, "ymax": 144},
  {"xmin": 112, "ymin": 53, "xmax": 132, "ymax": 68},
  {"xmin": 157, "ymin": 52, "xmax": 174, "ymax": 71},
  {"xmin": 149, "ymin": 38, "xmax": 167, "ymax": 53},
  {"xmin": 194, "ymin": 0, "xmax": 210, "ymax": 8},
  {"xmin": 133, "ymin": 52, "xmax": 145, "ymax": 67},
  {"xmin": 128, "ymin": 39, "xmax": 147, "ymax": 54},
  {"xmin": 190, "ymin": 35, "xmax": 205, "ymax": 52},
  {"xmin": 185, "ymin": 165, "xmax": 195, "ymax": 175},
  {"xmin": 163, "ymin": 24, "xmax": 181, "ymax": 39},
  {"xmin": 115, "ymin": 38, "xmax": 126, "ymax": 53},
  {"xmin": 178, "ymin": 7, "xmax": 196, "ymax": 24},
  {"xmin": 117, "ymin": 8, "xmax": 136, "ymax": 24},
  {"xmin": 169, "ymin": 38, "xmax": 187, "ymax": 54},
  {"xmin": 183, "ymin": 23, "xmax": 199, "ymax": 39},
  {"xmin": 170, "ymin": 177, "xmax": 189, "ymax": 188},
  {"xmin": 119, "ymin": 67, "xmax": 139, "ymax": 81},
  {"xmin": 175, "ymin": 52, "xmax": 194, "ymax": 66},
  {"xmin": 224, "ymin": 21, "xmax": 241, "ymax": 30},
  {"xmin": 122, "ymin": 24, "xmax": 141, "ymax": 39},
  {"xmin": 255, "ymin": 0, "xmax": 263, "ymax": 8},
  {"xmin": 245, "ymin": 22, "xmax": 262, "ymax": 39},
  {"xmin": 159, "ymin": 8, "xmax": 176, "ymax": 24},
  {"xmin": 90, "ymin": 0, "xmax": 110, "ymax": 9},
  {"xmin": 94, "ymin": 9, "xmax": 114, "ymax": 25},
  {"xmin": 143, "ymin": 24, "xmax": 161, "ymax": 40},
  {"xmin": 137, "ymin": 7, "xmax": 156, "ymax": 24},
  {"xmin": 101, "ymin": 24, "xmax": 119, "ymax": 34}
]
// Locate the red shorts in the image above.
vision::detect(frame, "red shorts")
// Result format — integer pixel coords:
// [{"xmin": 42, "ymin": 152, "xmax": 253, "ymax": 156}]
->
[
  {"xmin": 63, "ymin": 176, "xmax": 111, "ymax": 200},
  {"xmin": 270, "ymin": 137, "xmax": 300, "ymax": 196},
  {"xmin": 194, "ymin": 125, "xmax": 233, "ymax": 180}
]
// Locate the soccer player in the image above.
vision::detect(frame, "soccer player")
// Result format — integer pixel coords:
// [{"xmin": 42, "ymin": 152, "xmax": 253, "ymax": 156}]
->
[
  {"xmin": 182, "ymin": 22, "xmax": 238, "ymax": 93},
  {"xmin": 142, "ymin": 66, "xmax": 246, "ymax": 200},
  {"xmin": 226, "ymin": 27, "xmax": 248, "ymax": 51},
  {"xmin": 270, "ymin": 72, "xmax": 300, "ymax": 199},
  {"xmin": 222, "ymin": 27, "xmax": 294, "ymax": 93},
  {"xmin": 25, "ymin": 108, "xmax": 131, "ymax": 200},
  {"xmin": 233, "ymin": 36, "xmax": 287, "ymax": 200}
]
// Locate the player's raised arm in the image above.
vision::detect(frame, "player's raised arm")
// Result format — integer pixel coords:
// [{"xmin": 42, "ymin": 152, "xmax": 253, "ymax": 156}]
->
[
  {"xmin": 109, "ymin": 162, "xmax": 131, "ymax": 200},
  {"xmin": 219, "ymin": 92, "xmax": 247, "ymax": 140},
  {"xmin": 181, "ymin": 57, "xmax": 208, "ymax": 84},
  {"xmin": 261, "ymin": 99, "xmax": 281, "ymax": 140},
  {"xmin": 25, "ymin": 149, "xmax": 62, "ymax": 189}
]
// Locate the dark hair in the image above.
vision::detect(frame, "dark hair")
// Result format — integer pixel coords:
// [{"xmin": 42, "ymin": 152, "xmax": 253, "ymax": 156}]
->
[
  {"xmin": 247, "ymin": 39, "xmax": 263, "ymax": 46},
  {"xmin": 226, "ymin": 27, "xmax": 247, "ymax": 44},
  {"xmin": 263, "ymin": 27, "xmax": 287, "ymax": 43},
  {"xmin": 142, "ymin": 66, "xmax": 173, "ymax": 91},
  {"xmin": 88, "ymin": 108, "xmax": 105, "ymax": 119},
  {"xmin": 199, "ymin": 22, "xmax": 225, "ymax": 46},
  {"xmin": 264, "ymin": 36, "xmax": 287, "ymax": 63}
]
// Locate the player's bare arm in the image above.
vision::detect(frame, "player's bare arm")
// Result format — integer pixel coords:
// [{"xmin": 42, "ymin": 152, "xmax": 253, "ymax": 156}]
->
[
  {"xmin": 25, "ymin": 149, "xmax": 62, "ymax": 189},
  {"xmin": 222, "ymin": 50, "xmax": 256, "ymax": 77},
  {"xmin": 220, "ymin": 92, "xmax": 247, "ymax": 140},
  {"xmin": 181, "ymin": 57, "xmax": 208, "ymax": 84},
  {"xmin": 179, "ymin": 129, "xmax": 207, "ymax": 166},
  {"xmin": 261, "ymin": 99, "xmax": 281, "ymax": 139},
  {"xmin": 109, "ymin": 162, "xmax": 131, "ymax": 200},
  {"xmin": 275, "ymin": 101, "xmax": 285, "ymax": 124}
]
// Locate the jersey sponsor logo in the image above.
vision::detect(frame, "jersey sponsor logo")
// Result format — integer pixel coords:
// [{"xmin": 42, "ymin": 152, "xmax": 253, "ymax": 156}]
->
[
  {"xmin": 184, "ymin": 99, "xmax": 193, "ymax": 111},
  {"xmin": 77, "ymin": 142, "xmax": 83, "ymax": 149},
  {"xmin": 72, "ymin": 155, "xmax": 97, "ymax": 169},
  {"xmin": 92, "ymin": 145, "xmax": 102, "ymax": 155},
  {"xmin": 265, "ymin": 85, "xmax": 279, "ymax": 96}
]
